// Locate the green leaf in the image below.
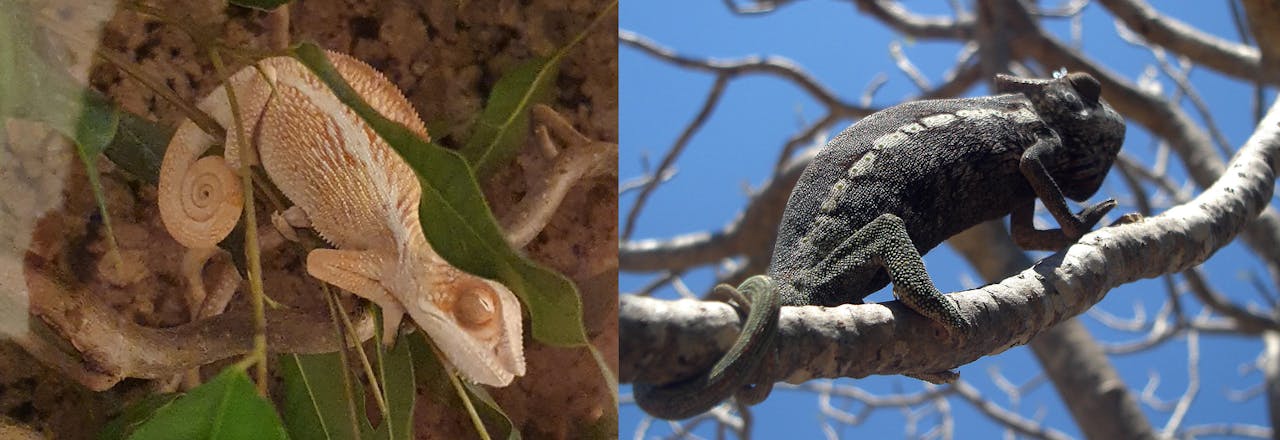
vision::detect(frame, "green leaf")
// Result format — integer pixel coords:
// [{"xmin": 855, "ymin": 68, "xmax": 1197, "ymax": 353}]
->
[
  {"xmin": 229, "ymin": 0, "xmax": 292, "ymax": 11},
  {"xmin": 460, "ymin": 383, "xmax": 520, "ymax": 440},
  {"xmin": 460, "ymin": 56, "xmax": 558, "ymax": 179},
  {"xmin": 125, "ymin": 369, "xmax": 287, "ymax": 440},
  {"xmin": 280, "ymin": 352, "xmax": 361, "ymax": 440},
  {"xmin": 459, "ymin": 0, "xmax": 616, "ymax": 179},
  {"xmin": 372, "ymin": 336, "xmax": 416, "ymax": 440},
  {"xmin": 102, "ymin": 111, "xmax": 172, "ymax": 184},
  {"xmin": 98, "ymin": 393, "xmax": 180, "ymax": 440},
  {"xmin": 291, "ymin": 43, "xmax": 588, "ymax": 347},
  {"xmin": 74, "ymin": 90, "xmax": 121, "ymax": 157},
  {"xmin": 409, "ymin": 333, "xmax": 519, "ymax": 440}
]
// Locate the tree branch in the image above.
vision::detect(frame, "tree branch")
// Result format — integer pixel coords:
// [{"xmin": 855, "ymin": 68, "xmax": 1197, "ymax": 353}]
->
[
  {"xmin": 851, "ymin": 0, "xmax": 975, "ymax": 40},
  {"xmin": 1096, "ymin": 0, "xmax": 1269, "ymax": 83}
]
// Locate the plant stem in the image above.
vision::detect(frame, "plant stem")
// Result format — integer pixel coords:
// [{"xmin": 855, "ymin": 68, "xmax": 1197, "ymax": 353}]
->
[
  {"xmin": 443, "ymin": 348, "xmax": 492, "ymax": 440},
  {"xmin": 323, "ymin": 287, "xmax": 363, "ymax": 440},
  {"xmin": 333, "ymin": 296, "xmax": 389, "ymax": 417},
  {"xmin": 208, "ymin": 48, "xmax": 269, "ymax": 396}
]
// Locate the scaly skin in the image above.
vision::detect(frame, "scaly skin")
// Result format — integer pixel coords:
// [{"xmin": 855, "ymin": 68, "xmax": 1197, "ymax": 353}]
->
[
  {"xmin": 635, "ymin": 72, "xmax": 1124, "ymax": 419},
  {"xmin": 158, "ymin": 51, "xmax": 525, "ymax": 386}
]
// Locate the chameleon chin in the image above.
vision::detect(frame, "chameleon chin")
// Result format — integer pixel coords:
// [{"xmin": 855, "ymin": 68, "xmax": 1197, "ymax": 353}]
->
[{"xmin": 635, "ymin": 71, "xmax": 1125, "ymax": 419}]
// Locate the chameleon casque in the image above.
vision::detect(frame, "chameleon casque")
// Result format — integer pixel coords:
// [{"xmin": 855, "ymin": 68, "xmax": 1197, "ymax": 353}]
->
[
  {"xmin": 635, "ymin": 71, "xmax": 1126, "ymax": 419},
  {"xmin": 158, "ymin": 51, "xmax": 524, "ymax": 386}
]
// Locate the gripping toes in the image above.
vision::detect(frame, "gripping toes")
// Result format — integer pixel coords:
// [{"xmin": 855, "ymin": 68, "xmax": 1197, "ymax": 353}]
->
[
  {"xmin": 1062, "ymin": 198, "xmax": 1117, "ymax": 240},
  {"xmin": 893, "ymin": 284, "xmax": 969, "ymax": 333},
  {"xmin": 1076, "ymin": 198, "xmax": 1117, "ymax": 231}
]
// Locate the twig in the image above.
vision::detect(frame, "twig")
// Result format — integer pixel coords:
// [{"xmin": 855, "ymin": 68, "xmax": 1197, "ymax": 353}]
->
[
  {"xmin": 621, "ymin": 75, "xmax": 729, "ymax": 239},
  {"xmin": 208, "ymin": 48, "xmax": 270, "ymax": 395}
]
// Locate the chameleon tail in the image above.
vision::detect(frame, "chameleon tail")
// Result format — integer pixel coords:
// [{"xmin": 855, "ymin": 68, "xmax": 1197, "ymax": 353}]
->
[
  {"xmin": 633, "ymin": 275, "xmax": 782, "ymax": 419},
  {"xmin": 157, "ymin": 117, "xmax": 242, "ymax": 249}
]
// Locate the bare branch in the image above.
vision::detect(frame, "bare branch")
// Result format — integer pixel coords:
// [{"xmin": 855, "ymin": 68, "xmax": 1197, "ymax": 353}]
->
[
  {"xmin": 851, "ymin": 0, "xmax": 975, "ymax": 40},
  {"xmin": 621, "ymin": 75, "xmax": 728, "ymax": 239},
  {"xmin": 620, "ymin": 148, "xmax": 814, "ymax": 274},
  {"xmin": 1177, "ymin": 423, "xmax": 1272, "ymax": 438},
  {"xmin": 1160, "ymin": 330, "xmax": 1200, "ymax": 436},
  {"xmin": 1265, "ymin": 330, "xmax": 1280, "ymax": 432},
  {"xmin": 502, "ymin": 105, "xmax": 618, "ymax": 251},
  {"xmin": 721, "ymin": 0, "xmax": 793, "ymax": 15},
  {"xmin": 1096, "ymin": 0, "xmax": 1268, "ymax": 83},
  {"xmin": 1026, "ymin": 0, "xmax": 1090, "ymax": 18},
  {"xmin": 20, "ymin": 264, "xmax": 375, "ymax": 391},
  {"xmin": 951, "ymin": 381, "xmax": 1072, "ymax": 440},
  {"xmin": 888, "ymin": 41, "xmax": 931, "ymax": 90},
  {"xmin": 619, "ymin": 30, "xmax": 875, "ymax": 119},
  {"xmin": 1183, "ymin": 268, "xmax": 1280, "ymax": 334}
]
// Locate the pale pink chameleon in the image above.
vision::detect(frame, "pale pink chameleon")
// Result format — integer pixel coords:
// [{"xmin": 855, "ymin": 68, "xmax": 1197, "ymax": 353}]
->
[{"xmin": 157, "ymin": 50, "xmax": 524, "ymax": 386}]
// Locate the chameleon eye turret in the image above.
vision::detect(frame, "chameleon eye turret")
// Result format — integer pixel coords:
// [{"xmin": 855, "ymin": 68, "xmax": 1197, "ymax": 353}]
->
[{"xmin": 454, "ymin": 282, "xmax": 500, "ymax": 329}]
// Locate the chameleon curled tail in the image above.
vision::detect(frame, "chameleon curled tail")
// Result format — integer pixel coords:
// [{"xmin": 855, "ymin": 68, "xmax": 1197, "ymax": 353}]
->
[
  {"xmin": 157, "ymin": 58, "xmax": 275, "ymax": 249},
  {"xmin": 633, "ymin": 275, "xmax": 782, "ymax": 419},
  {"xmin": 157, "ymin": 118, "xmax": 242, "ymax": 249}
]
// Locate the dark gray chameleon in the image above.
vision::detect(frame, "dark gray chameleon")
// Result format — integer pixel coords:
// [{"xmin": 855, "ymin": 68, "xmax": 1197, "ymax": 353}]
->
[{"xmin": 634, "ymin": 71, "xmax": 1126, "ymax": 419}]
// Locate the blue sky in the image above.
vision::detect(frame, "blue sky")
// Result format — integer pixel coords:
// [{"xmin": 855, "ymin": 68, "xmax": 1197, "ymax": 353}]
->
[{"xmin": 620, "ymin": 1, "xmax": 1273, "ymax": 438}]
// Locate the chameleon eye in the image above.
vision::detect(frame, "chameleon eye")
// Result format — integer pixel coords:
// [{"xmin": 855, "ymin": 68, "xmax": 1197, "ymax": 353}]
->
[
  {"xmin": 455, "ymin": 285, "xmax": 498, "ymax": 329},
  {"xmin": 1066, "ymin": 72, "xmax": 1102, "ymax": 104}
]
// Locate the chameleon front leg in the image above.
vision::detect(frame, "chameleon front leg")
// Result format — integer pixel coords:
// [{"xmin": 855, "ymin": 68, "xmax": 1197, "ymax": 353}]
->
[
  {"xmin": 306, "ymin": 248, "xmax": 405, "ymax": 345},
  {"xmin": 800, "ymin": 213, "xmax": 970, "ymax": 331},
  {"xmin": 1017, "ymin": 139, "xmax": 1117, "ymax": 250}
]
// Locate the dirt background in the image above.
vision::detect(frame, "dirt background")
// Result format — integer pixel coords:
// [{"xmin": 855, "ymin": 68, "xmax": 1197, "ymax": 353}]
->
[{"xmin": 0, "ymin": 0, "xmax": 617, "ymax": 438}]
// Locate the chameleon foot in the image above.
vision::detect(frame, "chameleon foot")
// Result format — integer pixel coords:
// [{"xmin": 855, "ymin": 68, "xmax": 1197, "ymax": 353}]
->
[
  {"xmin": 270, "ymin": 206, "xmax": 311, "ymax": 242},
  {"xmin": 633, "ymin": 275, "xmax": 781, "ymax": 419}
]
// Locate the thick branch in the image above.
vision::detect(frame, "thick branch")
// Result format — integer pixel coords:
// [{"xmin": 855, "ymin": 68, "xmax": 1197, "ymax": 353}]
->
[
  {"xmin": 1241, "ymin": 0, "xmax": 1280, "ymax": 80},
  {"xmin": 21, "ymin": 265, "xmax": 374, "ymax": 391},
  {"xmin": 949, "ymin": 220, "xmax": 1157, "ymax": 440}
]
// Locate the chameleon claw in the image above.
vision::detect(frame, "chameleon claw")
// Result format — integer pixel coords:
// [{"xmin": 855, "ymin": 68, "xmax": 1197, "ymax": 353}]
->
[{"xmin": 1076, "ymin": 198, "xmax": 1116, "ymax": 231}]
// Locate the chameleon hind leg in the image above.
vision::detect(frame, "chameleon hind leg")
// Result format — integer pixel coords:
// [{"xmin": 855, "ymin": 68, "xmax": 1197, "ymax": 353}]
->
[
  {"xmin": 633, "ymin": 275, "xmax": 781, "ymax": 419},
  {"xmin": 800, "ymin": 213, "xmax": 970, "ymax": 332}
]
